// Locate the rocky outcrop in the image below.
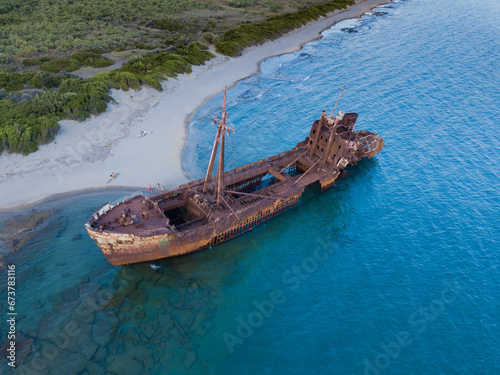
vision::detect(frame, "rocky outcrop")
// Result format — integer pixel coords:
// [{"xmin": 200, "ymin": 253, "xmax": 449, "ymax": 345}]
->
[{"xmin": 0, "ymin": 209, "xmax": 57, "ymax": 258}]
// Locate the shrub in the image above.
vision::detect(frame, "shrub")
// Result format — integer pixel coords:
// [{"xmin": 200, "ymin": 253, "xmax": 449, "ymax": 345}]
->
[
  {"xmin": 113, "ymin": 71, "xmax": 142, "ymax": 91},
  {"xmin": 30, "ymin": 72, "xmax": 66, "ymax": 90},
  {"xmin": 0, "ymin": 53, "xmax": 12, "ymax": 64},
  {"xmin": 148, "ymin": 19, "xmax": 183, "ymax": 32},
  {"xmin": 40, "ymin": 58, "xmax": 82, "ymax": 73},
  {"xmin": 228, "ymin": 0, "xmax": 258, "ymax": 8},
  {"xmin": 203, "ymin": 32, "xmax": 216, "ymax": 44},
  {"xmin": 70, "ymin": 52, "xmax": 113, "ymax": 68},
  {"xmin": 0, "ymin": 72, "xmax": 34, "ymax": 91},
  {"xmin": 23, "ymin": 59, "xmax": 42, "ymax": 66}
]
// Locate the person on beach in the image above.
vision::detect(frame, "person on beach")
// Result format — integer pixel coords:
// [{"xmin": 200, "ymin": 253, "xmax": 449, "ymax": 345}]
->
[
  {"xmin": 148, "ymin": 184, "xmax": 152, "ymax": 195},
  {"xmin": 157, "ymin": 183, "xmax": 161, "ymax": 191}
]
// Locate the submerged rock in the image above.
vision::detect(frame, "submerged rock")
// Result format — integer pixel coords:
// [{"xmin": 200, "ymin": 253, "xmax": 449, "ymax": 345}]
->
[
  {"xmin": 108, "ymin": 352, "xmax": 143, "ymax": 375},
  {"xmin": 14, "ymin": 363, "xmax": 50, "ymax": 375},
  {"xmin": 0, "ymin": 209, "xmax": 57, "ymax": 257},
  {"xmin": 78, "ymin": 281, "xmax": 102, "ymax": 299},
  {"xmin": 142, "ymin": 323, "xmax": 156, "ymax": 339},
  {"xmin": 62, "ymin": 285, "xmax": 79, "ymax": 301},
  {"xmin": 86, "ymin": 360, "xmax": 104, "ymax": 374},
  {"xmin": 17, "ymin": 336, "xmax": 35, "ymax": 365},
  {"xmin": 92, "ymin": 345, "xmax": 108, "ymax": 362},
  {"xmin": 182, "ymin": 351, "xmax": 197, "ymax": 370},
  {"xmin": 92, "ymin": 314, "xmax": 114, "ymax": 346},
  {"xmin": 0, "ymin": 209, "xmax": 56, "ymax": 241},
  {"xmin": 158, "ymin": 312, "xmax": 174, "ymax": 330},
  {"xmin": 45, "ymin": 347, "xmax": 87, "ymax": 374},
  {"xmin": 125, "ymin": 340, "xmax": 153, "ymax": 364},
  {"xmin": 63, "ymin": 332, "xmax": 98, "ymax": 360},
  {"xmin": 37, "ymin": 310, "xmax": 67, "ymax": 340}
]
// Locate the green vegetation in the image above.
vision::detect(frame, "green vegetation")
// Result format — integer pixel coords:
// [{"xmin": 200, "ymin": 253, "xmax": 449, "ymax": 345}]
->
[
  {"xmin": 0, "ymin": 43, "xmax": 213, "ymax": 154},
  {"xmin": 147, "ymin": 19, "xmax": 184, "ymax": 32},
  {"xmin": 0, "ymin": 0, "xmax": 224, "ymax": 59},
  {"xmin": 38, "ymin": 53, "xmax": 113, "ymax": 73},
  {"xmin": 0, "ymin": 0, "xmax": 355, "ymax": 155},
  {"xmin": 0, "ymin": 0, "xmax": 337, "ymax": 61},
  {"xmin": 22, "ymin": 59, "xmax": 44, "ymax": 67},
  {"xmin": 40, "ymin": 58, "xmax": 82, "ymax": 73},
  {"xmin": 70, "ymin": 53, "xmax": 113, "ymax": 68},
  {"xmin": 215, "ymin": 0, "xmax": 354, "ymax": 56},
  {"xmin": 0, "ymin": 74, "xmax": 114, "ymax": 154},
  {"xmin": 0, "ymin": 72, "xmax": 64, "ymax": 92},
  {"xmin": 228, "ymin": 0, "xmax": 284, "ymax": 12}
]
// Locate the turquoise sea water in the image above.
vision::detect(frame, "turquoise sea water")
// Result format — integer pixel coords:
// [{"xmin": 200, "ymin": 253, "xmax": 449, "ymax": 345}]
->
[{"xmin": 1, "ymin": 0, "xmax": 500, "ymax": 373}]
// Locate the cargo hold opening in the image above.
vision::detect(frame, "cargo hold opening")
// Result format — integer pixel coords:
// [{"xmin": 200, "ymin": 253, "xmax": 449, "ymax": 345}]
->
[{"xmin": 162, "ymin": 199, "xmax": 204, "ymax": 230}]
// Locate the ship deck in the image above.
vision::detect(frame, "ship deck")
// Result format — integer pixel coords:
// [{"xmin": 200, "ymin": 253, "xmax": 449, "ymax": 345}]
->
[
  {"xmin": 89, "ymin": 147, "xmax": 345, "ymax": 236},
  {"xmin": 91, "ymin": 196, "xmax": 171, "ymax": 235}
]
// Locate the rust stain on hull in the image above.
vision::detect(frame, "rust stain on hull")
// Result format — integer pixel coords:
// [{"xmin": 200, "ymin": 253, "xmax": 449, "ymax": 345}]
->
[{"xmin": 85, "ymin": 94, "xmax": 384, "ymax": 266}]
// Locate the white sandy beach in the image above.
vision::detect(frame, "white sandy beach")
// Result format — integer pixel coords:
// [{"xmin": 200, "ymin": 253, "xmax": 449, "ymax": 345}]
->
[{"xmin": 0, "ymin": 0, "xmax": 390, "ymax": 210}]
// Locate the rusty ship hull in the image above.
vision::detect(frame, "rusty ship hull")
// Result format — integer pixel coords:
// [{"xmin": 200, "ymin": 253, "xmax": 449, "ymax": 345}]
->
[{"xmin": 86, "ymin": 94, "xmax": 384, "ymax": 266}]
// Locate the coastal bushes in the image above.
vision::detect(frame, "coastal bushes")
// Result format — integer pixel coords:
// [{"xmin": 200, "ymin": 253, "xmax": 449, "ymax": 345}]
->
[
  {"xmin": 147, "ymin": 19, "xmax": 183, "ymax": 32},
  {"xmin": 0, "ymin": 43, "xmax": 213, "ymax": 154},
  {"xmin": 0, "ymin": 106, "xmax": 60, "ymax": 155},
  {"xmin": 40, "ymin": 59, "xmax": 82, "ymax": 74},
  {"xmin": 70, "ymin": 53, "xmax": 113, "ymax": 68},
  {"xmin": 0, "ymin": 76, "xmax": 112, "ymax": 154},
  {"xmin": 0, "ymin": 72, "xmax": 65, "ymax": 93},
  {"xmin": 228, "ymin": 0, "xmax": 283, "ymax": 12},
  {"xmin": 115, "ymin": 42, "xmax": 214, "ymax": 87},
  {"xmin": 22, "ymin": 59, "xmax": 43, "ymax": 67},
  {"xmin": 0, "ymin": 73, "xmax": 37, "ymax": 92},
  {"xmin": 215, "ymin": 0, "xmax": 354, "ymax": 56},
  {"xmin": 38, "ymin": 54, "xmax": 113, "ymax": 74}
]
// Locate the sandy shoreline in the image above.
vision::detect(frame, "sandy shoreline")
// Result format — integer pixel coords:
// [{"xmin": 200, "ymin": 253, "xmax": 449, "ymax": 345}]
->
[{"xmin": 0, "ymin": 0, "xmax": 391, "ymax": 211}]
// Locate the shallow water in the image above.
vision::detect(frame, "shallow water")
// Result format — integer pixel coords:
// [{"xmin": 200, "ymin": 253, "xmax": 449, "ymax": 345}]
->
[{"xmin": 1, "ymin": 0, "xmax": 500, "ymax": 373}]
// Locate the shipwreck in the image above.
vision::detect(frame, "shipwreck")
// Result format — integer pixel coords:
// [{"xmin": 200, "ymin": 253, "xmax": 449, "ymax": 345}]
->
[{"xmin": 85, "ymin": 89, "xmax": 384, "ymax": 266}]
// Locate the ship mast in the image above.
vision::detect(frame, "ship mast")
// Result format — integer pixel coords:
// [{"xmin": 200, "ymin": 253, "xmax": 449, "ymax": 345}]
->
[
  {"xmin": 202, "ymin": 122, "xmax": 222, "ymax": 194},
  {"xmin": 201, "ymin": 88, "xmax": 233, "ymax": 206},
  {"xmin": 216, "ymin": 90, "xmax": 227, "ymax": 206},
  {"xmin": 322, "ymin": 86, "xmax": 346, "ymax": 166}
]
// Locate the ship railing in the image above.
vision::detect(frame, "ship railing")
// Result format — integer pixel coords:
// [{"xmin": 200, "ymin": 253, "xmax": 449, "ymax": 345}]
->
[
  {"xmin": 88, "ymin": 204, "xmax": 112, "ymax": 224},
  {"xmin": 109, "ymin": 191, "xmax": 144, "ymax": 208},
  {"xmin": 177, "ymin": 148, "xmax": 299, "ymax": 191},
  {"xmin": 88, "ymin": 191, "xmax": 144, "ymax": 223},
  {"xmin": 224, "ymin": 150, "xmax": 294, "ymax": 178},
  {"xmin": 358, "ymin": 136, "xmax": 379, "ymax": 154}
]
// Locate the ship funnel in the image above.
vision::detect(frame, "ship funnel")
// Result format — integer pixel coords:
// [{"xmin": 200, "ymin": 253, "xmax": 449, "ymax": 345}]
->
[
  {"xmin": 336, "ymin": 111, "xmax": 345, "ymax": 121},
  {"xmin": 340, "ymin": 113, "xmax": 358, "ymax": 130}
]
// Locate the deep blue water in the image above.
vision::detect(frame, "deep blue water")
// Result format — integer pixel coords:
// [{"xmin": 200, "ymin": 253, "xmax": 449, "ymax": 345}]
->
[{"xmin": 1, "ymin": 0, "xmax": 499, "ymax": 373}]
